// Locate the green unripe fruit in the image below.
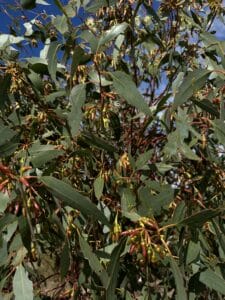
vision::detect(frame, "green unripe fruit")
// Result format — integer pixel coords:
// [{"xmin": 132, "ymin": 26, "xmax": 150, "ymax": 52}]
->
[{"xmin": 20, "ymin": 0, "xmax": 36, "ymax": 9}]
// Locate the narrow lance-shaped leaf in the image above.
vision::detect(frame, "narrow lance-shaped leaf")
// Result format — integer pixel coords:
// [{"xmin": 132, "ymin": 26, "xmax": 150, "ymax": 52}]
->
[
  {"xmin": 178, "ymin": 209, "xmax": 222, "ymax": 228},
  {"xmin": 94, "ymin": 174, "xmax": 104, "ymax": 200},
  {"xmin": 199, "ymin": 269, "xmax": 225, "ymax": 295},
  {"xmin": 47, "ymin": 41, "xmax": 61, "ymax": 82},
  {"xmin": 98, "ymin": 22, "xmax": 128, "ymax": 49},
  {"xmin": 168, "ymin": 256, "xmax": 188, "ymax": 300},
  {"xmin": 173, "ymin": 69, "xmax": 211, "ymax": 108},
  {"xmin": 41, "ymin": 176, "xmax": 110, "ymax": 227},
  {"xmin": 106, "ymin": 237, "xmax": 126, "ymax": 300},
  {"xmin": 60, "ymin": 240, "xmax": 70, "ymax": 279},
  {"xmin": 68, "ymin": 84, "xmax": 86, "ymax": 137},
  {"xmin": 110, "ymin": 71, "xmax": 152, "ymax": 116},
  {"xmin": 13, "ymin": 264, "xmax": 33, "ymax": 300},
  {"xmin": 79, "ymin": 234, "xmax": 109, "ymax": 287}
]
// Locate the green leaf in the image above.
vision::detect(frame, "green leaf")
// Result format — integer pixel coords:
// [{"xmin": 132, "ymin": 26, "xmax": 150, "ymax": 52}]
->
[
  {"xmin": 192, "ymin": 99, "xmax": 219, "ymax": 117},
  {"xmin": 52, "ymin": 15, "xmax": 68, "ymax": 34},
  {"xmin": 80, "ymin": 30, "xmax": 98, "ymax": 52},
  {"xmin": 0, "ymin": 191, "xmax": 10, "ymax": 213},
  {"xmin": 70, "ymin": 46, "xmax": 91, "ymax": 79},
  {"xmin": 86, "ymin": 0, "xmax": 116, "ymax": 13},
  {"xmin": 110, "ymin": 71, "xmax": 152, "ymax": 116},
  {"xmin": 80, "ymin": 132, "xmax": 118, "ymax": 153},
  {"xmin": 201, "ymin": 32, "xmax": 225, "ymax": 68},
  {"xmin": 60, "ymin": 241, "xmax": 70, "ymax": 279},
  {"xmin": 98, "ymin": 22, "xmax": 128, "ymax": 49},
  {"xmin": 213, "ymin": 119, "xmax": 225, "ymax": 146},
  {"xmin": 121, "ymin": 188, "xmax": 136, "ymax": 215},
  {"xmin": 13, "ymin": 264, "xmax": 33, "ymax": 300},
  {"xmin": 173, "ymin": 69, "xmax": 211, "ymax": 108},
  {"xmin": 155, "ymin": 162, "xmax": 174, "ymax": 174},
  {"xmin": 0, "ymin": 35, "xmax": 24, "ymax": 49},
  {"xmin": 168, "ymin": 256, "xmax": 187, "ymax": 300},
  {"xmin": 0, "ymin": 214, "xmax": 17, "ymax": 232},
  {"xmin": 18, "ymin": 216, "xmax": 31, "ymax": 252},
  {"xmin": 106, "ymin": 238, "xmax": 126, "ymax": 300},
  {"xmin": 41, "ymin": 176, "xmax": 110, "ymax": 227},
  {"xmin": 68, "ymin": 84, "xmax": 86, "ymax": 137},
  {"xmin": 199, "ymin": 269, "xmax": 225, "ymax": 295},
  {"xmin": 138, "ymin": 183, "xmax": 174, "ymax": 216},
  {"xmin": 94, "ymin": 175, "xmax": 104, "ymax": 200},
  {"xmin": 0, "ymin": 74, "xmax": 11, "ymax": 110},
  {"xmin": 179, "ymin": 209, "xmax": 222, "ymax": 227},
  {"xmin": 29, "ymin": 143, "xmax": 64, "ymax": 167},
  {"xmin": 135, "ymin": 149, "xmax": 153, "ymax": 170},
  {"xmin": 186, "ymin": 240, "xmax": 200, "ymax": 265},
  {"xmin": 47, "ymin": 41, "xmax": 61, "ymax": 82},
  {"xmin": 79, "ymin": 234, "xmax": 109, "ymax": 287}
]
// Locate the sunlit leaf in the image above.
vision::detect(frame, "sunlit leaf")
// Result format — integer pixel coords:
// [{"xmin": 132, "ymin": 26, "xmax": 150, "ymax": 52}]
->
[
  {"xmin": 13, "ymin": 264, "xmax": 33, "ymax": 300},
  {"xmin": 111, "ymin": 71, "xmax": 152, "ymax": 116}
]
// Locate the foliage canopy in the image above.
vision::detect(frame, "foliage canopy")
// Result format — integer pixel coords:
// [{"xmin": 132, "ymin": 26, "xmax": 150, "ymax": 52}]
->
[{"xmin": 0, "ymin": 0, "xmax": 225, "ymax": 299}]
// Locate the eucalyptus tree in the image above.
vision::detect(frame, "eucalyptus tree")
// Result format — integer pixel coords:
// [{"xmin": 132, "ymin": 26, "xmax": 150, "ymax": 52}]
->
[{"xmin": 0, "ymin": 0, "xmax": 225, "ymax": 298}]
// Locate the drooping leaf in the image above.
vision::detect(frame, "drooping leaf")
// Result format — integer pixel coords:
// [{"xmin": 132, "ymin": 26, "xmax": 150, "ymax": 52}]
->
[
  {"xmin": 47, "ymin": 41, "xmax": 61, "ymax": 82},
  {"xmin": 18, "ymin": 216, "xmax": 31, "ymax": 252},
  {"xmin": 13, "ymin": 264, "xmax": 33, "ymax": 300},
  {"xmin": 110, "ymin": 71, "xmax": 152, "ymax": 116},
  {"xmin": 41, "ymin": 176, "xmax": 110, "ymax": 227},
  {"xmin": 168, "ymin": 256, "xmax": 188, "ymax": 300},
  {"xmin": 68, "ymin": 84, "xmax": 86, "ymax": 136},
  {"xmin": 106, "ymin": 237, "xmax": 126, "ymax": 300},
  {"xmin": 60, "ymin": 241, "xmax": 70, "ymax": 279},
  {"xmin": 79, "ymin": 234, "xmax": 109, "ymax": 287}
]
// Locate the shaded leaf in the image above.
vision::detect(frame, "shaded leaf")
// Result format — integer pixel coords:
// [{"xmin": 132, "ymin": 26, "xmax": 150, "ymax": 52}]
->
[
  {"xmin": 179, "ymin": 209, "xmax": 222, "ymax": 227},
  {"xmin": 169, "ymin": 256, "xmax": 187, "ymax": 300},
  {"xmin": 79, "ymin": 234, "xmax": 109, "ymax": 287},
  {"xmin": 60, "ymin": 241, "xmax": 70, "ymax": 279},
  {"xmin": 106, "ymin": 238, "xmax": 126, "ymax": 300},
  {"xmin": 80, "ymin": 132, "xmax": 118, "ymax": 153},
  {"xmin": 41, "ymin": 176, "xmax": 110, "ymax": 227},
  {"xmin": 199, "ymin": 269, "xmax": 225, "ymax": 295},
  {"xmin": 138, "ymin": 183, "xmax": 174, "ymax": 216},
  {"xmin": 18, "ymin": 216, "xmax": 31, "ymax": 252},
  {"xmin": 29, "ymin": 143, "xmax": 64, "ymax": 167}
]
